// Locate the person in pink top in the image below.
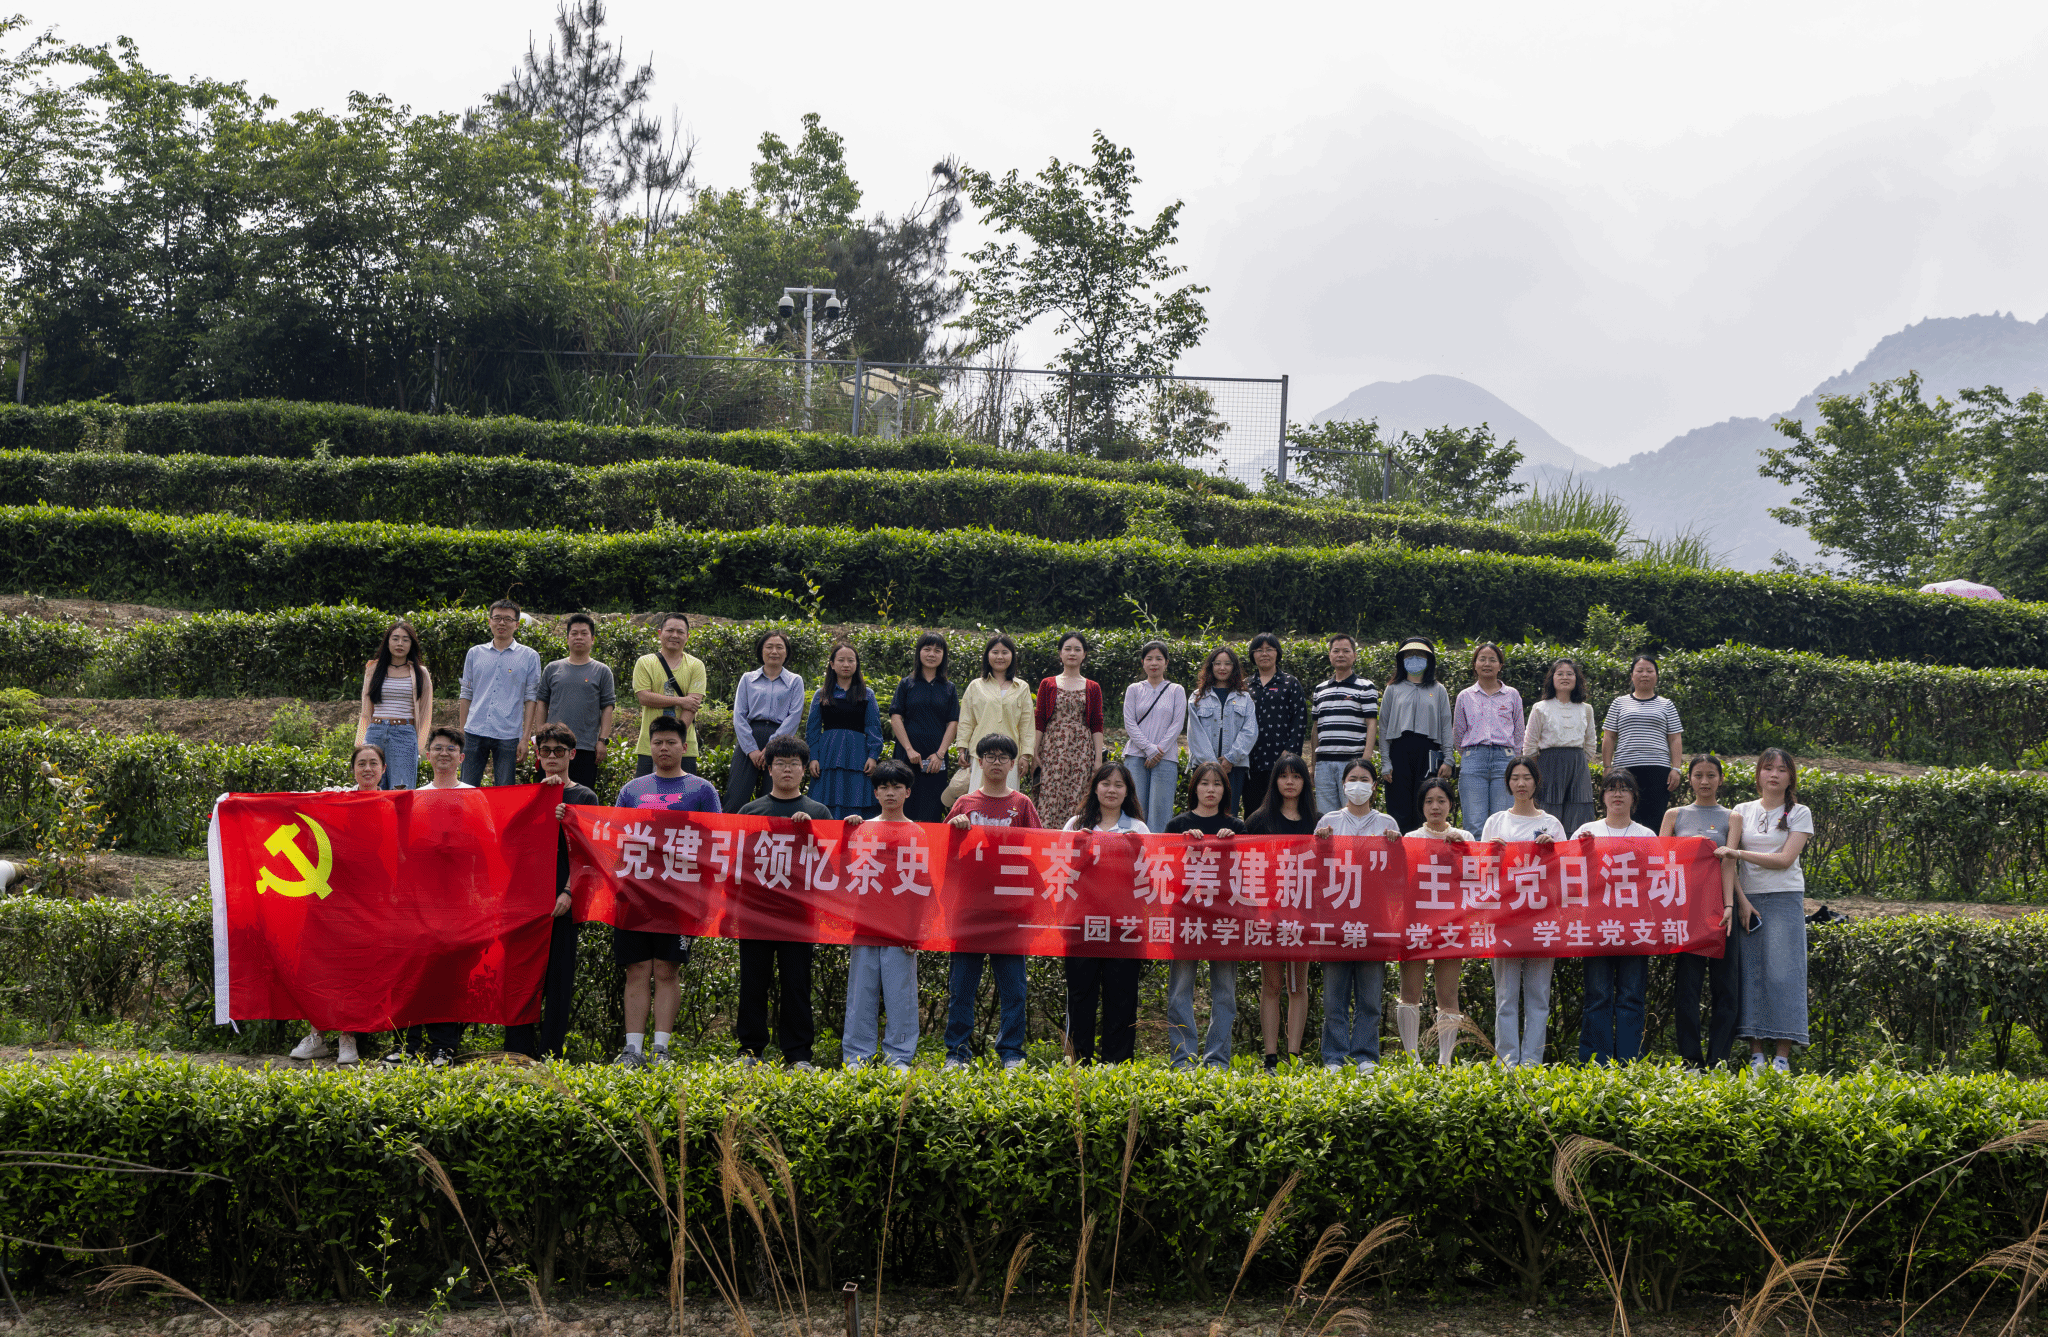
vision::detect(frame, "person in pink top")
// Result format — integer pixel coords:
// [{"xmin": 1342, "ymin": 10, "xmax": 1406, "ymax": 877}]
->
[{"xmin": 1452, "ymin": 642, "xmax": 1523, "ymax": 837}]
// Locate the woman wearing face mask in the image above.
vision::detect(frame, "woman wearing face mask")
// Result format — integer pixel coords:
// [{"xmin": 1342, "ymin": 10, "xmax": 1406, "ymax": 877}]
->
[
  {"xmin": 1522, "ymin": 657, "xmax": 1597, "ymax": 836},
  {"xmin": 1313, "ymin": 757, "xmax": 1401, "ymax": 1072},
  {"xmin": 1378, "ymin": 638, "xmax": 1453, "ymax": 834},
  {"xmin": 1033, "ymin": 632, "xmax": 1105, "ymax": 832},
  {"xmin": 1242, "ymin": 633, "xmax": 1307, "ymax": 816}
]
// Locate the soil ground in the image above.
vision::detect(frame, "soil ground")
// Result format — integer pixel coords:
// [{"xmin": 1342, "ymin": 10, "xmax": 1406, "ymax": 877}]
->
[{"xmin": 0, "ymin": 1288, "xmax": 1983, "ymax": 1337}]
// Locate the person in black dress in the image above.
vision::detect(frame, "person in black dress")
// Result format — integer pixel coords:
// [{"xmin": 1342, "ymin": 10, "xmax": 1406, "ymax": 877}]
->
[
  {"xmin": 888, "ymin": 632, "xmax": 961, "ymax": 822},
  {"xmin": 1242, "ymin": 632, "xmax": 1308, "ymax": 815}
]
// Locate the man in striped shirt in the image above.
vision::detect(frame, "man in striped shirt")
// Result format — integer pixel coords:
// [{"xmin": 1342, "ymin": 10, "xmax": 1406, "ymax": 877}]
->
[{"xmin": 1309, "ymin": 634, "xmax": 1380, "ymax": 814}]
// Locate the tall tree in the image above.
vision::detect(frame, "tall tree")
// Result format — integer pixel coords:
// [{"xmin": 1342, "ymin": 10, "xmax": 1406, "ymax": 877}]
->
[
  {"xmin": 1281, "ymin": 418, "xmax": 1526, "ymax": 517},
  {"xmin": 825, "ymin": 159, "xmax": 965, "ymax": 363},
  {"xmin": 484, "ymin": 0, "xmax": 687, "ymax": 217},
  {"xmin": 1935, "ymin": 386, "xmax": 2048, "ymax": 600},
  {"xmin": 1760, "ymin": 372, "xmax": 1963, "ymax": 585},
  {"xmin": 956, "ymin": 131, "xmax": 1206, "ymax": 377},
  {"xmin": 0, "ymin": 17, "xmax": 96, "ymax": 285}
]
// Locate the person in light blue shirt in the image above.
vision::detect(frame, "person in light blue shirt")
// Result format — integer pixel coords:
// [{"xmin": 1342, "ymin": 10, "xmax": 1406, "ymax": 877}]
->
[
  {"xmin": 724, "ymin": 628, "xmax": 807, "ymax": 812},
  {"xmin": 456, "ymin": 599, "xmax": 543, "ymax": 787}
]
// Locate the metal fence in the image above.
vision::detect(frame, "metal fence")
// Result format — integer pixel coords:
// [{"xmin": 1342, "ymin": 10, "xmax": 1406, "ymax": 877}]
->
[{"xmin": 435, "ymin": 349, "xmax": 1290, "ymax": 487}]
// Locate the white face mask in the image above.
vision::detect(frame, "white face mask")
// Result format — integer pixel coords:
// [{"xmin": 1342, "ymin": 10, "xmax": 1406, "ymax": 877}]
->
[
  {"xmin": 1403, "ymin": 656, "xmax": 1428, "ymax": 675},
  {"xmin": 1343, "ymin": 780, "xmax": 1375, "ymax": 806}
]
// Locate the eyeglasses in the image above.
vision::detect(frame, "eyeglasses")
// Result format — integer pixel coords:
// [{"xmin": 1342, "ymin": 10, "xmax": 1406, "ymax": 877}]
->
[
  {"xmin": 768, "ymin": 758, "xmax": 805, "ymax": 769},
  {"xmin": 536, "ymin": 745, "xmax": 573, "ymax": 758}
]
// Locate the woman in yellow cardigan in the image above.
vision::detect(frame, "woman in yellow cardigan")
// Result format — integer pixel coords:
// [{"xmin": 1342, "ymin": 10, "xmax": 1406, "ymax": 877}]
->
[{"xmin": 949, "ymin": 634, "xmax": 1037, "ymax": 797}]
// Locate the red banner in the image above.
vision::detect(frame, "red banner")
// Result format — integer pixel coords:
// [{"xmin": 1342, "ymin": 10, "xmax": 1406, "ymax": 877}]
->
[
  {"xmin": 565, "ymin": 812, "xmax": 1725, "ymax": 961},
  {"xmin": 209, "ymin": 786, "xmax": 559, "ymax": 1030}
]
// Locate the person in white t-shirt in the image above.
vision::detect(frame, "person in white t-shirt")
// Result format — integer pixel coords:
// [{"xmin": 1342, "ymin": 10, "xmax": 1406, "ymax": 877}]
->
[
  {"xmin": 1313, "ymin": 758, "xmax": 1401, "ymax": 1071},
  {"xmin": 1719, "ymin": 748, "xmax": 1813, "ymax": 1074},
  {"xmin": 1482, "ymin": 755, "xmax": 1567, "ymax": 1067},
  {"xmin": 1572, "ymin": 770, "xmax": 1656, "ymax": 1066},
  {"xmin": 1400, "ymin": 777, "xmax": 1474, "ymax": 1064}
]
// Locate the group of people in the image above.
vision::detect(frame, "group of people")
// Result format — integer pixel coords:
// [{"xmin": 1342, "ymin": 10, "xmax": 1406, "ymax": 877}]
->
[{"xmin": 298, "ymin": 606, "xmax": 1812, "ymax": 1076}]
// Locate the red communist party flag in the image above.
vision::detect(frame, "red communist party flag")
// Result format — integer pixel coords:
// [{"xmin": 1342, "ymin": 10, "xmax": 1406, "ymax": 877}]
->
[
  {"xmin": 209, "ymin": 785, "xmax": 559, "ymax": 1032},
  {"xmin": 564, "ymin": 811, "xmax": 1726, "ymax": 961}
]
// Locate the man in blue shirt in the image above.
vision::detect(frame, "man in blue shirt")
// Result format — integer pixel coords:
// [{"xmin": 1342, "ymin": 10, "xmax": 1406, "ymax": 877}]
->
[{"xmin": 456, "ymin": 600, "xmax": 543, "ymax": 788}]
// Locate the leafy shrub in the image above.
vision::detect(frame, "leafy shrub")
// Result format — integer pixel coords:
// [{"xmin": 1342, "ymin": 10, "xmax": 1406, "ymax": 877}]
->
[
  {"xmin": 0, "ymin": 613, "xmax": 99, "ymax": 692},
  {"xmin": 2, "ymin": 507, "xmax": 2044, "ymax": 665},
  {"xmin": 0, "ymin": 686, "xmax": 45, "ymax": 727},
  {"xmin": 0, "ymin": 449, "xmax": 1615, "ymax": 561},
  {"xmin": 11, "ymin": 610, "xmax": 2048, "ymax": 769},
  {"xmin": 263, "ymin": 699, "xmax": 322, "ymax": 749},
  {"xmin": 0, "ymin": 1054, "xmax": 2045, "ymax": 1305},
  {"xmin": 0, "ymin": 400, "xmax": 1251, "ymax": 493}
]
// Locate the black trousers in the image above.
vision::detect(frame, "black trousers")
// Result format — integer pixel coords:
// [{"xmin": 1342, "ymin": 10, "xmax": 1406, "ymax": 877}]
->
[
  {"xmin": 1388, "ymin": 731, "xmax": 1435, "ymax": 834},
  {"xmin": 1063, "ymin": 958, "xmax": 1141, "ymax": 1063},
  {"xmin": 737, "ymin": 939, "xmax": 815, "ymax": 1063},
  {"xmin": 505, "ymin": 914, "xmax": 580, "ymax": 1060},
  {"xmin": 723, "ymin": 749, "xmax": 772, "ymax": 813},
  {"xmin": 401, "ymin": 1022, "xmax": 464, "ymax": 1054},
  {"xmin": 1628, "ymin": 764, "xmax": 1674, "ymax": 835},
  {"xmin": 1674, "ymin": 931, "xmax": 1743, "ymax": 1069},
  {"xmin": 1241, "ymin": 768, "xmax": 1273, "ymax": 817}
]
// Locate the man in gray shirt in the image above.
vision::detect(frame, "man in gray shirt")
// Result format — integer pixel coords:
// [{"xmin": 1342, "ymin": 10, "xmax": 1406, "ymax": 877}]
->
[
  {"xmin": 537, "ymin": 611, "xmax": 617, "ymax": 787},
  {"xmin": 456, "ymin": 599, "xmax": 543, "ymax": 787}
]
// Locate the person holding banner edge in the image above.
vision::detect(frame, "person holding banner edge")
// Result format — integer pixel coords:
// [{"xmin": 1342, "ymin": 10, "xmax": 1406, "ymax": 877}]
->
[
  {"xmin": 1061, "ymin": 762, "xmax": 1150, "ymax": 1065},
  {"xmin": 1573, "ymin": 770, "xmax": 1656, "ymax": 1065},
  {"xmin": 1163, "ymin": 762, "xmax": 1245, "ymax": 1070},
  {"xmin": 839, "ymin": 757, "xmax": 923, "ymax": 1069},
  {"xmin": 289, "ymin": 742, "xmax": 392, "ymax": 1065},
  {"xmin": 1482, "ymin": 753, "xmax": 1567, "ymax": 1068},
  {"xmin": 505, "ymin": 722, "xmax": 594, "ymax": 1062},
  {"xmin": 611, "ymin": 715, "xmax": 719, "ymax": 1068},
  {"xmin": 1663, "ymin": 754, "xmax": 1745, "ymax": 1070},
  {"xmin": 1314, "ymin": 756, "xmax": 1401, "ymax": 1072}
]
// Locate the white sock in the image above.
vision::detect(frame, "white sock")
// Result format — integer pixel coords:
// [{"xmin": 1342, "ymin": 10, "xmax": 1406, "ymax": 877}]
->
[
  {"xmin": 626, "ymin": 1033, "xmax": 645, "ymax": 1054},
  {"xmin": 653, "ymin": 1031, "xmax": 671, "ymax": 1051}
]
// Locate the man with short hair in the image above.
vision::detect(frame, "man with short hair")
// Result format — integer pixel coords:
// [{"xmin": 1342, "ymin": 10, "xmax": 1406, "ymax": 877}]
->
[
  {"xmin": 506, "ymin": 722, "xmax": 593, "ymax": 1061},
  {"xmin": 611, "ymin": 715, "xmax": 722, "ymax": 1068},
  {"xmin": 1308, "ymin": 633, "xmax": 1380, "ymax": 815},
  {"xmin": 735, "ymin": 734, "xmax": 831, "ymax": 1070},
  {"xmin": 457, "ymin": 600, "xmax": 542, "ymax": 787},
  {"xmin": 632, "ymin": 613, "xmax": 708, "ymax": 778},
  {"xmin": 941, "ymin": 733, "xmax": 1037, "ymax": 1070},
  {"xmin": 537, "ymin": 612, "xmax": 616, "ymax": 788}
]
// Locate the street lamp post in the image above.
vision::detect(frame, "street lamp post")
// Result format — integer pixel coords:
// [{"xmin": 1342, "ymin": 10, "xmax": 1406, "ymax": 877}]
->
[{"xmin": 778, "ymin": 286, "xmax": 842, "ymax": 428}]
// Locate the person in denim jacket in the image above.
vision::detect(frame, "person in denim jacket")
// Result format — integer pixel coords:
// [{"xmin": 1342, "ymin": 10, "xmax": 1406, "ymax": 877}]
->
[{"xmin": 1187, "ymin": 646, "xmax": 1259, "ymax": 816}]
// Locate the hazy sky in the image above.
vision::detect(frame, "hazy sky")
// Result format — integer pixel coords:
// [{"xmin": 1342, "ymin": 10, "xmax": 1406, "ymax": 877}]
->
[{"xmin": 49, "ymin": 0, "xmax": 2048, "ymax": 463}]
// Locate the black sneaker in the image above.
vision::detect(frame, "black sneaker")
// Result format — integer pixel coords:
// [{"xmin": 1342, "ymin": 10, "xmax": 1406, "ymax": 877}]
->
[{"xmin": 428, "ymin": 1048, "xmax": 456, "ymax": 1068}]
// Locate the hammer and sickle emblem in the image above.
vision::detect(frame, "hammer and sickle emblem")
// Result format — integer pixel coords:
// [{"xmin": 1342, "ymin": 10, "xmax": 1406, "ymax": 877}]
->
[{"xmin": 256, "ymin": 813, "xmax": 336, "ymax": 899}]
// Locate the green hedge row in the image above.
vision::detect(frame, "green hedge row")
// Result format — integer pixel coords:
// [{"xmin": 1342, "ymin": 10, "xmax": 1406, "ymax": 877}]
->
[
  {"xmin": 0, "ymin": 449, "xmax": 1613, "ymax": 561},
  {"xmin": 4, "ymin": 507, "xmax": 2046, "ymax": 664},
  {"xmin": 9, "ymin": 609, "xmax": 2048, "ymax": 768},
  {"xmin": 2, "ymin": 1055, "xmax": 2045, "ymax": 1306},
  {"xmin": 0, "ymin": 399, "xmax": 1253, "ymax": 494}
]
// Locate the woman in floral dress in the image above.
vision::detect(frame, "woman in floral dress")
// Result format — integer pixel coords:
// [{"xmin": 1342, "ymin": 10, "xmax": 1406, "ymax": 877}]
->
[{"xmin": 1032, "ymin": 631, "xmax": 1105, "ymax": 831}]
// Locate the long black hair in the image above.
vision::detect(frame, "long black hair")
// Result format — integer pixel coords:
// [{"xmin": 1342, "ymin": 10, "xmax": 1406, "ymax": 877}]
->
[
  {"xmin": 912, "ymin": 631, "xmax": 951, "ymax": 680},
  {"xmin": 1249, "ymin": 752, "xmax": 1317, "ymax": 825},
  {"xmin": 1539, "ymin": 657, "xmax": 1586, "ymax": 704},
  {"xmin": 1755, "ymin": 747, "xmax": 1801, "ymax": 830},
  {"xmin": 368, "ymin": 620, "xmax": 423, "ymax": 707},
  {"xmin": 1075, "ymin": 762, "xmax": 1145, "ymax": 830},
  {"xmin": 981, "ymin": 633, "xmax": 1020, "ymax": 681},
  {"xmin": 823, "ymin": 640, "xmax": 868, "ymax": 703}
]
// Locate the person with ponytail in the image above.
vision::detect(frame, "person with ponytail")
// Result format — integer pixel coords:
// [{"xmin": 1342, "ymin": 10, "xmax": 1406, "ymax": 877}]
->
[
  {"xmin": 1719, "ymin": 748, "xmax": 1812, "ymax": 1074},
  {"xmin": 1663, "ymin": 754, "xmax": 1746, "ymax": 1070},
  {"xmin": 355, "ymin": 620, "xmax": 433, "ymax": 790}
]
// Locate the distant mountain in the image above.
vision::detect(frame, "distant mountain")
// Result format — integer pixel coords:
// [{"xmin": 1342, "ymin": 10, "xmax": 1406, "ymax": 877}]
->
[
  {"xmin": 1583, "ymin": 311, "xmax": 2048, "ymax": 570},
  {"xmin": 1311, "ymin": 374, "xmax": 1605, "ymax": 476}
]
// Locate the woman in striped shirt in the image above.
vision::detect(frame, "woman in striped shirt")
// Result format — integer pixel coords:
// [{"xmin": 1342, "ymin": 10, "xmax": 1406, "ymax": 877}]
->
[{"xmin": 1600, "ymin": 654, "xmax": 1684, "ymax": 835}]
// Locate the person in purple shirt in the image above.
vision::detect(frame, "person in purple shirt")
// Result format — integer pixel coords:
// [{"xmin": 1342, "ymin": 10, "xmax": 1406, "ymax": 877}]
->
[
  {"xmin": 608, "ymin": 716, "xmax": 720, "ymax": 1068},
  {"xmin": 1452, "ymin": 642, "xmax": 1524, "ymax": 837}
]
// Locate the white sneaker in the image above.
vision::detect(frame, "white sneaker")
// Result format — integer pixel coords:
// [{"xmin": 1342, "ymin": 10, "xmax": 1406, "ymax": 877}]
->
[
  {"xmin": 1771, "ymin": 1056, "xmax": 1791, "ymax": 1074},
  {"xmin": 1750, "ymin": 1053, "xmax": 1768, "ymax": 1075},
  {"xmin": 1002, "ymin": 1058, "xmax": 1027, "ymax": 1071},
  {"xmin": 1324, "ymin": 1061, "xmax": 1346, "ymax": 1072},
  {"xmin": 336, "ymin": 1035, "xmax": 360, "ymax": 1066},
  {"xmin": 290, "ymin": 1031, "xmax": 331, "ymax": 1061},
  {"xmin": 1355, "ymin": 1059, "xmax": 1378, "ymax": 1074},
  {"xmin": 942, "ymin": 1057, "xmax": 967, "ymax": 1070},
  {"xmin": 889, "ymin": 1062, "xmax": 912, "ymax": 1073}
]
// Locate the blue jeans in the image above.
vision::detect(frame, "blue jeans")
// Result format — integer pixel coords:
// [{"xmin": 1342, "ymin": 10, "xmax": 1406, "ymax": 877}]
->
[
  {"xmin": 1493, "ymin": 957, "xmax": 1555, "ymax": 1066},
  {"xmin": 1579, "ymin": 955, "xmax": 1649, "ymax": 1064},
  {"xmin": 1166, "ymin": 960, "xmax": 1237, "ymax": 1067},
  {"xmin": 365, "ymin": 720, "xmax": 419, "ymax": 790},
  {"xmin": 944, "ymin": 952, "xmax": 1028, "ymax": 1063},
  {"xmin": 1321, "ymin": 961, "xmax": 1385, "ymax": 1066},
  {"xmin": 1458, "ymin": 745, "xmax": 1512, "ymax": 838},
  {"xmin": 843, "ymin": 945, "xmax": 919, "ymax": 1066},
  {"xmin": 1128, "ymin": 757, "xmax": 1179, "ymax": 834},
  {"xmin": 1313, "ymin": 760, "xmax": 1346, "ymax": 816},
  {"xmin": 461, "ymin": 733, "xmax": 520, "ymax": 787}
]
